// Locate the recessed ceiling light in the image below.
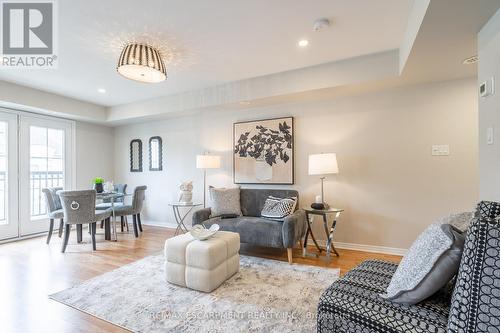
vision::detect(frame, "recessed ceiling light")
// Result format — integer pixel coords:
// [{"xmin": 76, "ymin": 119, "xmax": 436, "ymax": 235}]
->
[
  {"xmin": 298, "ymin": 39, "xmax": 309, "ymax": 47},
  {"xmin": 98, "ymin": 88, "xmax": 106, "ymax": 94},
  {"xmin": 463, "ymin": 55, "xmax": 478, "ymax": 65},
  {"xmin": 239, "ymin": 101, "xmax": 251, "ymax": 105}
]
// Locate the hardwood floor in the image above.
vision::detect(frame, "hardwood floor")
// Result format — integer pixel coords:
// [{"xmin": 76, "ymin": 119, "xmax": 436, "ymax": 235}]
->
[{"xmin": 0, "ymin": 225, "xmax": 401, "ymax": 333}]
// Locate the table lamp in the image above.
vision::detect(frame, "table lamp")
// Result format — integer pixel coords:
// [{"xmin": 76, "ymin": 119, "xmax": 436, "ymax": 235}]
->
[
  {"xmin": 308, "ymin": 153, "xmax": 339, "ymax": 210},
  {"xmin": 196, "ymin": 154, "xmax": 221, "ymax": 207}
]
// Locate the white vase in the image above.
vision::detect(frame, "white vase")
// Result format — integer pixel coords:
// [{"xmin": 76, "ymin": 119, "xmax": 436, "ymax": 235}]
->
[{"xmin": 255, "ymin": 157, "xmax": 272, "ymax": 181}]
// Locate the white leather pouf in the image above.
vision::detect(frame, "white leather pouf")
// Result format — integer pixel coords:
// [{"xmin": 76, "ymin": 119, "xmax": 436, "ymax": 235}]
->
[{"xmin": 164, "ymin": 231, "xmax": 240, "ymax": 292}]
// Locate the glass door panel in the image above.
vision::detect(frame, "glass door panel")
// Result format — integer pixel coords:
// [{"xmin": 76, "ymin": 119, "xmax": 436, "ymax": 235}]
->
[
  {"xmin": 19, "ymin": 116, "xmax": 73, "ymax": 236},
  {"xmin": 0, "ymin": 111, "xmax": 18, "ymax": 241}
]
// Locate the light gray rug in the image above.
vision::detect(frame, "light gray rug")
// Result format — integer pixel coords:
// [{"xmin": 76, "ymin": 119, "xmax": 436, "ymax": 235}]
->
[{"xmin": 50, "ymin": 254, "xmax": 339, "ymax": 333}]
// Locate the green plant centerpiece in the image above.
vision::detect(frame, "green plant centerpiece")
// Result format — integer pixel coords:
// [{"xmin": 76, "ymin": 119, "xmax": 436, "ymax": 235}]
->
[{"xmin": 94, "ymin": 177, "xmax": 104, "ymax": 193}]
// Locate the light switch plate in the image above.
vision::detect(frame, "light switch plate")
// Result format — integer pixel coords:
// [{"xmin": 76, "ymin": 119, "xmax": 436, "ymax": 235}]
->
[
  {"xmin": 487, "ymin": 127, "xmax": 494, "ymax": 145},
  {"xmin": 432, "ymin": 145, "xmax": 450, "ymax": 156}
]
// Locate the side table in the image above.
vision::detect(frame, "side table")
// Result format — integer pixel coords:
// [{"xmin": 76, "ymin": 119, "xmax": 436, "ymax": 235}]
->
[
  {"xmin": 169, "ymin": 203, "xmax": 202, "ymax": 235},
  {"xmin": 303, "ymin": 207, "xmax": 344, "ymax": 258}
]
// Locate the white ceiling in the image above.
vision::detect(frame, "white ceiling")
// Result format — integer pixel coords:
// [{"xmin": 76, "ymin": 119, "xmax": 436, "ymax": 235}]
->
[{"xmin": 0, "ymin": 0, "xmax": 413, "ymax": 106}]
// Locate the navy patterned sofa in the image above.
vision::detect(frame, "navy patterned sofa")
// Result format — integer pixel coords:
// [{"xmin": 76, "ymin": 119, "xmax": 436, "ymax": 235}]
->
[{"xmin": 317, "ymin": 201, "xmax": 500, "ymax": 333}]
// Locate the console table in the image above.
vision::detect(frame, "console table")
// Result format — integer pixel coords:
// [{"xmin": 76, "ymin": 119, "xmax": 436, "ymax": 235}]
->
[{"xmin": 302, "ymin": 207, "xmax": 344, "ymax": 258}]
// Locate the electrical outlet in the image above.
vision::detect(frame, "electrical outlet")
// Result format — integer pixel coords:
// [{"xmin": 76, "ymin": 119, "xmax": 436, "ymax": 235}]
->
[{"xmin": 432, "ymin": 145, "xmax": 450, "ymax": 156}]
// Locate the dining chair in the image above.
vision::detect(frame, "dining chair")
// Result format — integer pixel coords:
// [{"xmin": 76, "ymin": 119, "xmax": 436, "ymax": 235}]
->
[
  {"xmin": 113, "ymin": 185, "xmax": 147, "ymax": 238},
  {"xmin": 42, "ymin": 187, "xmax": 64, "ymax": 244},
  {"xmin": 58, "ymin": 190, "xmax": 112, "ymax": 253},
  {"xmin": 96, "ymin": 183, "xmax": 128, "ymax": 232}
]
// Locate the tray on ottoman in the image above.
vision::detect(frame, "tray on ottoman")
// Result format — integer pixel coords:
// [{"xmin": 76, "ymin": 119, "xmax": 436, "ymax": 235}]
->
[{"xmin": 164, "ymin": 231, "xmax": 240, "ymax": 292}]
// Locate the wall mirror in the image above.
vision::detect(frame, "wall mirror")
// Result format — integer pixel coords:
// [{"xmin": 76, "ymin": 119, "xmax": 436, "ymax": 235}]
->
[
  {"xmin": 149, "ymin": 136, "xmax": 163, "ymax": 171},
  {"xmin": 130, "ymin": 139, "xmax": 143, "ymax": 172}
]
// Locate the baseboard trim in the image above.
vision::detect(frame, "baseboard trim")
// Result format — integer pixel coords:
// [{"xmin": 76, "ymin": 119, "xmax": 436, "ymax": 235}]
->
[
  {"xmin": 141, "ymin": 220, "xmax": 178, "ymax": 229},
  {"xmin": 316, "ymin": 240, "xmax": 407, "ymax": 256}
]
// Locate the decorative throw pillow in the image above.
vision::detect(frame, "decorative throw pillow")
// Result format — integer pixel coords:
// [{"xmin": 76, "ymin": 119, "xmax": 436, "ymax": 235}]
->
[
  {"xmin": 380, "ymin": 223, "xmax": 465, "ymax": 304},
  {"xmin": 436, "ymin": 212, "xmax": 474, "ymax": 233},
  {"xmin": 209, "ymin": 186, "xmax": 242, "ymax": 218},
  {"xmin": 261, "ymin": 196, "xmax": 297, "ymax": 221},
  {"xmin": 474, "ymin": 200, "xmax": 500, "ymax": 219},
  {"xmin": 448, "ymin": 206, "xmax": 500, "ymax": 332}
]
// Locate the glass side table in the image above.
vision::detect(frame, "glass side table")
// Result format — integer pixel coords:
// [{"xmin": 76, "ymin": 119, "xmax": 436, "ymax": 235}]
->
[
  {"xmin": 169, "ymin": 202, "xmax": 202, "ymax": 235},
  {"xmin": 303, "ymin": 207, "xmax": 344, "ymax": 259}
]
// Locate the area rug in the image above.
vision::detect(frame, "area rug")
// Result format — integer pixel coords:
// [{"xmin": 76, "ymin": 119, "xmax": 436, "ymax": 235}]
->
[{"xmin": 50, "ymin": 254, "xmax": 339, "ymax": 332}]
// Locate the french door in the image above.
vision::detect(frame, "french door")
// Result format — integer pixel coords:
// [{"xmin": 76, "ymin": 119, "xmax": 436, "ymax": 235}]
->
[{"xmin": 0, "ymin": 109, "xmax": 74, "ymax": 241}]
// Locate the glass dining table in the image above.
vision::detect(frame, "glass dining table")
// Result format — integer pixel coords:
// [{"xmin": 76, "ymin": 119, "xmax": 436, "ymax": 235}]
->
[{"xmin": 96, "ymin": 192, "xmax": 132, "ymax": 241}]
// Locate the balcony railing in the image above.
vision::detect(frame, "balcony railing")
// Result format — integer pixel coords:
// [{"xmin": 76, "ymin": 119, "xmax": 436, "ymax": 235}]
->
[
  {"xmin": 0, "ymin": 171, "xmax": 63, "ymax": 222},
  {"xmin": 31, "ymin": 171, "xmax": 64, "ymax": 217}
]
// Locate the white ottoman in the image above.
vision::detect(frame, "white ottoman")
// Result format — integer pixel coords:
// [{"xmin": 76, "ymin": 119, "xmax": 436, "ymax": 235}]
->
[{"xmin": 164, "ymin": 231, "xmax": 240, "ymax": 292}]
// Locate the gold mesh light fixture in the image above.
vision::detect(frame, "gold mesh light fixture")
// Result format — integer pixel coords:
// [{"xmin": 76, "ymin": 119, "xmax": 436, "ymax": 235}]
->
[{"xmin": 117, "ymin": 43, "xmax": 167, "ymax": 83}]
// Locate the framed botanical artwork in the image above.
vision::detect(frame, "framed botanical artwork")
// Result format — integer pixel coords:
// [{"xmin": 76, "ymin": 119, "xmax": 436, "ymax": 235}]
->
[{"xmin": 233, "ymin": 117, "xmax": 294, "ymax": 184}]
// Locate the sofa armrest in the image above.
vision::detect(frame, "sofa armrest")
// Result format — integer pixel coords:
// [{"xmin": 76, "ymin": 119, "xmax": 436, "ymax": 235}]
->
[
  {"xmin": 282, "ymin": 209, "xmax": 307, "ymax": 248},
  {"xmin": 192, "ymin": 208, "xmax": 212, "ymax": 225}
]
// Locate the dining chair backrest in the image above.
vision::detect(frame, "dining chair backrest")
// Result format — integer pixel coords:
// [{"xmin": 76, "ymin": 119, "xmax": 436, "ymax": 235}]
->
[
  {"xmin": 103, "ymin": 183, "xmax": 127, "ymax": 203},
  {"xmin": 132, "ymin": 185, "xmax": 147, "ymax": 213},
  {"xmin": 58, "ymin": 190, "xmax": 96, "ymax": 225},
  {"xmin": 50, "ymin": 187, "xmax": 63, "ymax": 210},
  {"xmin": 42, "ymin": 187, "xmax": 63, "ymax": 213}
]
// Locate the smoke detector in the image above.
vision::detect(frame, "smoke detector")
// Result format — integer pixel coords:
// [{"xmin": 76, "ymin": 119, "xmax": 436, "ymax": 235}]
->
[{"xmin": 313, "ymin": 18, "xmax": 330, "ymax": 32}]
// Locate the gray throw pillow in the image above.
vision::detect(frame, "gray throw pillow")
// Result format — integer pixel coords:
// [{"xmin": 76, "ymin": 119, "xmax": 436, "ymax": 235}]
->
[
  {"xmin": 380, "ymin": 223, "xmax": 465, "ymax": 304},
  {"xmin": 436, "ymin": 212, "xmax": 474, "ymax": 233},
  {"xmin": 209, "ymin": 186, "xmax": 242, "ymax": 218}
]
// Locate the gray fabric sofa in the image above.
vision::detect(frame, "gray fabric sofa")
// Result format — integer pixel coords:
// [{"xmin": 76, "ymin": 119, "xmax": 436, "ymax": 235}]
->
[{"xmin": 192, "ymin": 188, "xmax": 307, "ymax": 263}]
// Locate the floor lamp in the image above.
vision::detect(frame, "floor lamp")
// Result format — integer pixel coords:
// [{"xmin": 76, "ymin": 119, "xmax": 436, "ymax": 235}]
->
[{"xmin": 196, "ymin": 154, "xmax": 221, "ymax": 207}]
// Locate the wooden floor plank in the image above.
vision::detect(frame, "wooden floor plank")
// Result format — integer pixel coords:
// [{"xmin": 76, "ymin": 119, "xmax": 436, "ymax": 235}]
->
[{"xmin": 0, "ymin": 225, "xmax": 401, "ymax": 333}]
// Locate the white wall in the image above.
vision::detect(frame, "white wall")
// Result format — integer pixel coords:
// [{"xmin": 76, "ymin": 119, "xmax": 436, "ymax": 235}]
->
[
  {"xmin": 479, "ymin": 8, "xmax": 500, "ymax": 201},
  {"xmin": 75, "ymin": 122, "xmax": 114, "ymax": 189},
  {"xmin": 114, "ymin": 78, "xmax": 478, "ymax": 251}
]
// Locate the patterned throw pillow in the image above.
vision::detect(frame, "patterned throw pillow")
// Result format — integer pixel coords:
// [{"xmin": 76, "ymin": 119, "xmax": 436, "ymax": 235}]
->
[
  {"xmin": 380, "ymin": 223, "xmax": 465, "ymax": 304},
  {"xmin": 261, "ymin": 196, "xmax": 297, "ymax": 221},
  {"xmin": 448, "ymin": 201, "xmax": 500, "ymax": 333},
  {"xmin": 209, "ymin": 186, "xmax": 242, "ymax": 218}
]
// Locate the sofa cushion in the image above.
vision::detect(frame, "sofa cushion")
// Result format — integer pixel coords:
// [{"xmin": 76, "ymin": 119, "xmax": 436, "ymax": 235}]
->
[
  {"xmin": 381, "ymin": 223, "xmax": 465, "ymax": 304},
  {"xmin": 202, "ymin": 217, "xmax": 239, "ymax": 233},
  {"xmin": 448, "ymin": 216, "xmax": 500, "ymax": 333},
  {"xmin": 317, "ymin": 260, "xmax": 450, "ymax": 333},
  {"xmin": 203, "ymin": 216, "xmax": 284, "ymax": 248},
  {"xmin": 240, "ymin": 188, "xmax": 299, "ymax": 217},
  {"xmin": 209, "ymin": 186, "xmax": 242, "ymax": 217}
]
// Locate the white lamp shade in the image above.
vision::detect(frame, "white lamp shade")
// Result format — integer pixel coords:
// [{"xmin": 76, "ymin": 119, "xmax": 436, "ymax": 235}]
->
[
  {"xmin": 196, "ymin": 155, "xmax": 221, "ymax": 169},
  {"xmin": 308, "ymin": 153, "xmax": 339, "ymax": 175}
]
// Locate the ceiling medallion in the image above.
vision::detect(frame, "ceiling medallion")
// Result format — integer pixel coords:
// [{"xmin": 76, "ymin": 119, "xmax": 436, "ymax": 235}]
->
[{"xmin": 117, "ymin": 43, "xmax": 167, "ymax": 83}]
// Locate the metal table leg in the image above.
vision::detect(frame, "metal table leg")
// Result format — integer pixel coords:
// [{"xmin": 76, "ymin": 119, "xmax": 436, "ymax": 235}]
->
[
  {"xmin": 173, "ymin": 205, "xmax": 195, "ymax": 235},
  {"xmin": 111, "ymin": 197, "xmax": 118, "ymax": 241},
  {"xmin": 303, "ymin": 212, "xmax": 322, "ymax": 257},
  {"xmin": 324, "ymin": 212, "xmax": 340, "ymax": 257}
]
